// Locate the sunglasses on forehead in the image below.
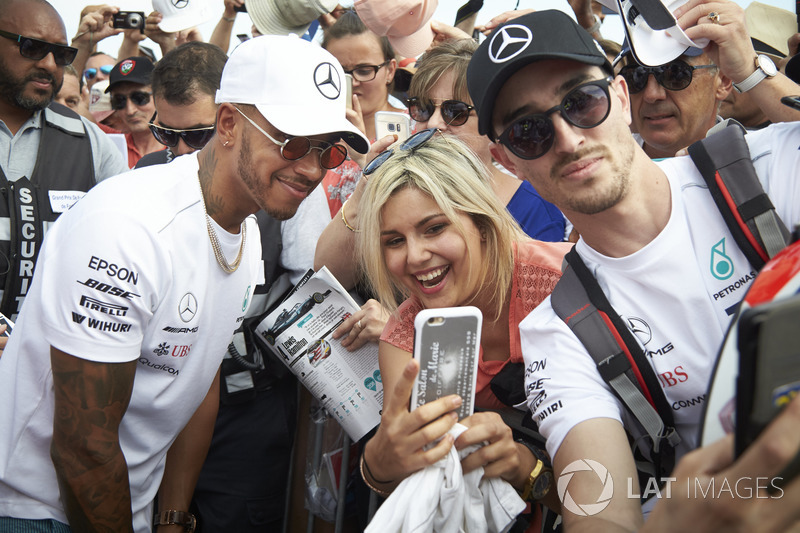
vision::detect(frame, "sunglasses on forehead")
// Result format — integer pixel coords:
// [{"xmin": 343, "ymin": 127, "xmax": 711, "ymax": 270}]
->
[
  {"xmin": 0, "ymin": 28, "xmax": 78, "ymax": 66},
  {"xmin": 149, "ymin": 113, "xmax": 216, "ymax": 150},
  {"xmin": 619, "ymin": 59, "xmax": 717, "ymax": 94},
  {"xmin": 405, "ymin": 98, "xmax": 474, "ymax": 127},
  {"xmin": 84, "ymin": 65, "xmax": 114, "ymax": 81},
  {"xmin": 111, "ymin": 91, "xmax": 152, "ymax": 110},
  {"xmin": 363, "ymin": 128, "xmax": 440, "ymax": 176},
  {"xmin": 496, "ymin": 77, "xmax": 614, "ymax": 161}
]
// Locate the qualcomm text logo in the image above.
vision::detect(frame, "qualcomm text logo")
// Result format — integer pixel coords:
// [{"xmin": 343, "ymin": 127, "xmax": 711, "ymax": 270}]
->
[{"xmin": 558, "ymin": 459, "xmax": 614, "ymax": 516}]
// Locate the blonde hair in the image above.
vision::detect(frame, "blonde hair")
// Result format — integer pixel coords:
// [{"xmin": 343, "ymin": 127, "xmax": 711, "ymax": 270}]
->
[
  {"xmin": 356, "ymin": 134, "xmax": 525, "ymax": 320},
  {"xmin": 408, "ymin": 39, "xmax": 477, "ymax": 104}
]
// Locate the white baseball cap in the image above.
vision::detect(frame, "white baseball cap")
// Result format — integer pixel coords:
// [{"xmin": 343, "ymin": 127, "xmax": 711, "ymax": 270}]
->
[
  {"xmin": 152, "ymin": 0, "xmax": 214, "ymax": 33},
  {"xmin": 216, "ymin": 35, "xmax": 369, "ymax": 154},
  {"xmin": 596, "ymin": 0, "xmax": 709, "ymax": 66}
]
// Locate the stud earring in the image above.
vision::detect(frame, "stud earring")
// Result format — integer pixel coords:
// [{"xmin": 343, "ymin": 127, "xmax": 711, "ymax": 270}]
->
[{"xmin": 224, "ymin": 140, "xmax": 229, "ymax": 147}]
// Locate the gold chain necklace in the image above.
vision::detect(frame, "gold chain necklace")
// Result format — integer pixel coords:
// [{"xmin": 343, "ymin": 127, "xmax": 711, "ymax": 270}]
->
[{"xmin": 198, "ymin": 177, "xmax": 245, "ymax": 273}]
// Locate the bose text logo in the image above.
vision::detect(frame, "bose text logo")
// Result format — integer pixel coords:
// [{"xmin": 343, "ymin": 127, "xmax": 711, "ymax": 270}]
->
[
  {"xmin": 558, "ymin": 459, "xmax": 614, "ymax": 516},
  {"xmin": 77, "ymin": 278, "xmax": 140, "ymax": 300}
]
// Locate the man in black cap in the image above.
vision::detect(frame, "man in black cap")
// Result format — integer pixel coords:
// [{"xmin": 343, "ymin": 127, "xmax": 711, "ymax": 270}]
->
[
  {"xmin": 467, "ymin": 7, "xmax": 800, "ymax": 532},
  {"xmin": 107, "ymin": 55, "xmax": 164, "ymax": 167}
]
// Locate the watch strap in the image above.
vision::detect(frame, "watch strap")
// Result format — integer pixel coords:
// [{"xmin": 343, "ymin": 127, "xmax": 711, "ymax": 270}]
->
[
  {"xmin": 154, "ymin": 510, "xmax": 196, "ymax": 532},
  {"xmin": 734, "ymin": 56, "xmax": 774, "ymax": 93}
]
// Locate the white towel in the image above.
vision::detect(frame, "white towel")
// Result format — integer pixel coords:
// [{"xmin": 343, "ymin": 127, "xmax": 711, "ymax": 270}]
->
[{"xmin": 365, "ymin": 423, "xmax": 526, "ymax": 533}]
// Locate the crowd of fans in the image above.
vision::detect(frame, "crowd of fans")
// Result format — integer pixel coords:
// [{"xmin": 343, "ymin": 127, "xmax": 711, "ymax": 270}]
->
[{"xmin": 2, "ymin": 0, "xmax": 800, "ymax": 531}]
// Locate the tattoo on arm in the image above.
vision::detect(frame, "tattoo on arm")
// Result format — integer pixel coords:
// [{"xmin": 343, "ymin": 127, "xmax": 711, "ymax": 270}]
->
[
  {"xmin": 50, "ymin": 348, "xmax": 137, "ymax": 533},
  {"xmin": 198, "ymin": 144, "xmax": 225, "ymax": 217}
]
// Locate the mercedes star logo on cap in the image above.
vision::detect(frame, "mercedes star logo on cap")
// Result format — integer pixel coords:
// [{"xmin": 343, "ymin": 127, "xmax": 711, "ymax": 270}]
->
[
  {"xmin": 179, "ymin": 293, "xmax": 198, "ymax": 322},
  {"xmin": 489, "ymin": 25, "xmax": 533, "ymax": 64},
  {"xmin": 172, "ymin": 0, "xmax": 188, "ymax": 8},
  {"xmin": 313, "ymin": 63, "xmax": 341, "ymax": 100}
]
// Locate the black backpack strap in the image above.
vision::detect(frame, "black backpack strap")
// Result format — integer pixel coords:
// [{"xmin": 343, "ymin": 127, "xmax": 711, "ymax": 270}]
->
[
  {"xmin": 688, "ymin": 125, "xmax": 790, "ymax": 270},
  {"xmin": 551, "ymin": 248, "xmax": 680, "ymax": 478}
]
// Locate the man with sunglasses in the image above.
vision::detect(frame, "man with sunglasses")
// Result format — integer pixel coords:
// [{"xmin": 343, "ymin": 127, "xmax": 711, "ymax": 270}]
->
[
  {"xmin": 0, "ymin": 33, "xmax": 368, "ymax": 533},
  {"xmin": 136, "ymin": 41, "xmax": 333, "ymax": 532},
  {"xmin": 468, "ymin": 8, "xmax": 800, "ymax": 532},
  {"xmin": 107, "ymin": 55, "xmax": 165, "ymax": 168},
  {"xmin": 0, "ymin": 0, "xmax": 128, "ymax": 323},
  {"xmin": 83, "ymin": 52, "xmax": 116, "ymax": 90}
]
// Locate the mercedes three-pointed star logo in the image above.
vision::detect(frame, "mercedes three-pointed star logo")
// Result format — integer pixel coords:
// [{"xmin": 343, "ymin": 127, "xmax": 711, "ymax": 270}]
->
[
  {"xmin": 313, "ymin": 62, "xmax": 341, "ymax": 100},
  {"xmin": 488, "ymin": 25, "xmax": 534, "ymax": 64},
  {"xmin": 625, "ymin": 316, "xmax": 652, "ymax": 345},
  {"xmin": 179, "ymin": 293, "xmax": 198, "ymax": 323},
  {"xmin": 172, "ymin": 0, "xmax": 188, "ymax": 8}
]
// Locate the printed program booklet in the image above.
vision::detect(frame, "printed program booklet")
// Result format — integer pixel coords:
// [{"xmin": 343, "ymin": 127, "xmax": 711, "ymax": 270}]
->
[{"xmin": 253, "ymin": 267, "xmax": 382, "ymax": 441}]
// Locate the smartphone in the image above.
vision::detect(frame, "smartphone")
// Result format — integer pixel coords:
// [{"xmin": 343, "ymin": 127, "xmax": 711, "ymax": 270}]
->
[
  {"xmin": 374, "ymin": 111, "xmax": 411, "ymax": 145},
  {"xmin": 234, "ymin": 2, "xmax": 247, "ymax": 12},
  {"xmin": 780, "ymin": 95, "xmax": 800, "ymax": 111},
  {"xmin": 735, "ymin": 295, "xmax": 800, "ymax": 457},
  {"xmin": 237, "ymin": 34, "xmax": 250, "ymax": 43},
  {"xmin": 345, "ymin": 74, "xmax": 353, "ymax": 111},
  {"xmin": 0, "ymin": 312, "xmax": 14, "ymax": 337},
  {"xmin": 112, "ymin": 11, "xmax": 145, "ymax": 30},
  {"xmin": 411, "ymin": 307, "xmax": 482, "ymax": 420}
]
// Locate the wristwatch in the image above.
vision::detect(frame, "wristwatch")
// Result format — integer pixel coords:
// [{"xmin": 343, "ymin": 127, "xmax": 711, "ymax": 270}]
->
[
  {"xmin": 154, "ymin": 510, "xmax": 196, "ymax": 532},
  {"xmin": 517, "ymin": 440, "xmax": 554, "ymax": 501},
  {"xmin": 733, "ymin": 54, "xmax": 778, "ymax": 93}
]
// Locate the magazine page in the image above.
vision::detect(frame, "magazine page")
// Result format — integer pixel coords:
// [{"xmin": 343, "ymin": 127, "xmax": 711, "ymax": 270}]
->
[{"xmin": 254, "ymin": 267, "xmax": 383, "ymax": 441}]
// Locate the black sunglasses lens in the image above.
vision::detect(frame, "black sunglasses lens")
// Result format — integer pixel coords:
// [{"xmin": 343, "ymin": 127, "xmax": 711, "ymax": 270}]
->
[
  {"xmin": 442, "ymin": 101, "xmax": 471, "ymax": 126},
  {"xmin": 320, "ymin": 144, "xmax": 347, "ymax": 169},
  {"xmin": 150, "ymin": 125, "xmax": 179, "ymax": 147},
  {"xmin": 364, "ymin": 149, "xmax": 394, "ymax": 175},
  {"xmin": 660, "ymin": 61, "xmax": 693, "ymax": 91},
  {"xmin": 183, "ymin": 129, "xmax": 215, "ymax": 150},
  {"xmin": 621, "ymin": 66, "xmax": 649, "ymax": 94},
  {"xmin": 400, "ymin": 128, "xmax": 436, "ymax": 150},
  {"xmin": 506, "ymin": 116, "xmax": 554, "ymax": 160},
  {"xmin": 563, "ymin": 84, "xmax": 610, "ymax": 128},
  {"xmin": 111, "ymin": 95, "xmax": 127, "ymax": 110},
  {"xmin": 130, "ymin": 92, "xmax": 151, "ymax": 106},
  {"xmin": 407, "ymin": 99, "xmax": 433, "ymax": 122},
  {"xmin": 19, "ymin": 37, "xmax": 75, "ymax": 65}
]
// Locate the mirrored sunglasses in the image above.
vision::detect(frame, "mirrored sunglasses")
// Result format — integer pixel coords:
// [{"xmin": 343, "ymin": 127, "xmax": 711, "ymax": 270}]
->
[
  {"xmin": 0, "ymin": 28, "xmax": 78, "ymax": 66},
  {"xmin": 149, "ymin": 120, "xmax": 216, "ymax": 150},
  {"xmin": 406, "ymin": 98, "xmax": 474, "ymax": 127},
  {"xmin": 497, "ymin": 77, "xmax": 614, "ymax": 160},
  {"xmin": 84, "ymin": 65, "xmax": 114, "ymax": 81},
  {"xmin": 620, "ymin": 60, "xmax": 717, "ymax": 94},
  {"xmin": 111, "ymin": 91, "xmax": 152, "ymax": 110}
]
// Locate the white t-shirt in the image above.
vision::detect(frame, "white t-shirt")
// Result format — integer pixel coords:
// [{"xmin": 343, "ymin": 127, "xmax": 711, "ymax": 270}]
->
[
  {"xmin": 521, "ymin": 122, "xmax": 800, "ymax": 463},
  {"xmin": 0, "ymin": 152, "xmax": 262, "ymax": 532}
]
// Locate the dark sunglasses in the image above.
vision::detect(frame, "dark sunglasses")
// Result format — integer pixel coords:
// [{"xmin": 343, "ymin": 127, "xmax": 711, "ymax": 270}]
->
[
  {"xmin": 0, "ymin": 28, "xmax": 78, "ymax": 66},
  {"xmin": 497, "ymin": 77, "xmax": 613, "ymax": 161},
  {"xmin": 149, "ymin": 114, "xmax": 216, "ymax": 150},
  {"xmin": 620, "ymin": 60, "xmax": 717, "ymax": 94},
  {"xmin": 234, "ymin": 106, "xmax": 347, "ymax": 169},
  {"xmin": 364, "ymin": 128, "xmax": 439, "ymax": 176},
  {"xmin": 111, "ymin": 91, "xmax": 152, "ymax": 110},
  {"xmin": 83, "ymin": 65, "xmax": 114, "ymax": 81},
  {"xmin": 406, "ymin": 98, "xmax": 474, "ymax": 127}
]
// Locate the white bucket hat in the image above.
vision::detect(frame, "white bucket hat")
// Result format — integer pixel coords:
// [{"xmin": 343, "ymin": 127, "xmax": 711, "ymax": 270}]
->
[{"xmin": 247, "ymin": 0, "xmax": 339, "ymax": 37}]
